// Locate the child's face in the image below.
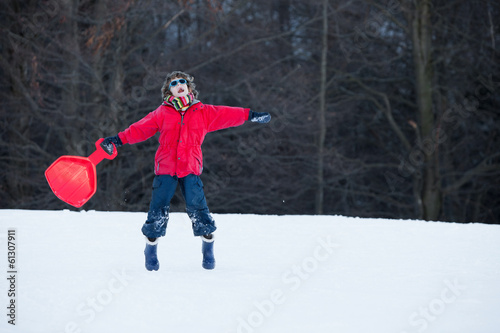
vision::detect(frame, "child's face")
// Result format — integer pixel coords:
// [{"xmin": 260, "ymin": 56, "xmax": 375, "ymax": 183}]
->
[{"xmin": 169, "ymin": 77, "xmax": 191, "ymax": 98}]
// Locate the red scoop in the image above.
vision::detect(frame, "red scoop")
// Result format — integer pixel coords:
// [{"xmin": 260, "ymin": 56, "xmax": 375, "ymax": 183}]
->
[{"xmin": 45, "ymin": 138, "xmax": 117, "ymax": 208}]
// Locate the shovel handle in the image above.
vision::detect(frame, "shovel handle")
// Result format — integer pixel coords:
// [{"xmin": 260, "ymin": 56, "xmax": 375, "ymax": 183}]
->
[{"xmin": 88, "ymin": 138, "xmax": 118, "ymax": 165}]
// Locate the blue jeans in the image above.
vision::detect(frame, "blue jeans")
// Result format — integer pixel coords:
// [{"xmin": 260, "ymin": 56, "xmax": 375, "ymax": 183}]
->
[{"xmin": 141, "ymin": 174, "xmax": 216, "ymax": 238}]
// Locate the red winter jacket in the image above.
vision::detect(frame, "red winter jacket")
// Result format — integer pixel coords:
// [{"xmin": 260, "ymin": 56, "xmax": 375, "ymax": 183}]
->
[{"xmin": 118, "ymin": 101, "xmax": 250, "ymax": 178}]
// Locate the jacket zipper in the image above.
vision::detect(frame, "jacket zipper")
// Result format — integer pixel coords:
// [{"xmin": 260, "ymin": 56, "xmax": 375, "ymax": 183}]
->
[{"xmin": 176, "ymin": 112, "xmax": 184, "ymax": 174}]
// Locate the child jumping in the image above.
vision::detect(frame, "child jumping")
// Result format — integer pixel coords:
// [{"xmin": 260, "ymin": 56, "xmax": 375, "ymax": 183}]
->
[{"xmin": 103, "ymin": 71, "xmax": 271, "ymax": 271}]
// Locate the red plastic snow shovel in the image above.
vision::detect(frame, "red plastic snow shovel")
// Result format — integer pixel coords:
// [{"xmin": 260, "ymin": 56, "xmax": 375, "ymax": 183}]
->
[{"xmin": 45, "ymin": 138, "xmax": 118, "ymax": 208}]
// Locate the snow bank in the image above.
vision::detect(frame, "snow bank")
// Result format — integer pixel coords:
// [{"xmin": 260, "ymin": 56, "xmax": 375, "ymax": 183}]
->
[{"xmin": 0, "ymin": 210, "xmax": 499, "ymax": 333}]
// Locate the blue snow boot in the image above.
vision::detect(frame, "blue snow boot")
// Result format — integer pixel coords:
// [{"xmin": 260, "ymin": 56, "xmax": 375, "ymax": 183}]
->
[
  {"xmin": 201, "ymin": 235, "xmax": 215, "ymax": 270},
  {"xmin": 144, "ymin": 238, "xmax": 159, "ymax": 271}
]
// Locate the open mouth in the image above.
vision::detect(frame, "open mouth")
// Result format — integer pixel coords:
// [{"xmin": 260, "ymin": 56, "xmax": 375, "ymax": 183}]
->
[{"xmin": 178, "ymin": 88, "xmax": 185, "ymax": 93}]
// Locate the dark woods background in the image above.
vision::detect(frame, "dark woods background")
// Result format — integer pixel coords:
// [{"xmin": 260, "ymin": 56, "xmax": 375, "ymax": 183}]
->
[{"xmin": 1, "ymin": 0, "xmax": 499, "ymax": 223}]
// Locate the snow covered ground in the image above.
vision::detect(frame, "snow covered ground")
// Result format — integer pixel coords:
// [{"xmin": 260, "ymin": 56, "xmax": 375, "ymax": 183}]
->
[{"xmin": 0, "ymin": 209, "xmax": 499, "ymax": 333}]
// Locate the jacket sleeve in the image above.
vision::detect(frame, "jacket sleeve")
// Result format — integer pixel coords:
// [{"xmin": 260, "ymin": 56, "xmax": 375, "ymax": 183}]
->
[
  {"xmin": 118, "ymin": 109, "xmax": 159, "ymax": 145},
  {"xmin": 204, "ymin": 105, "xmax": 251, "ymax": 133}
]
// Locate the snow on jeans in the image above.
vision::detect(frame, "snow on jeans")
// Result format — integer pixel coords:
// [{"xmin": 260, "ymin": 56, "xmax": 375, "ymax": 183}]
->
[{"xmin": 141, "ymin": 174, "xmax": 216, "ymax": 238}]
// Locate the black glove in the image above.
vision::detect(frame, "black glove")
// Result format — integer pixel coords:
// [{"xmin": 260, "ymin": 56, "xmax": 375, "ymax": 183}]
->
[
  {"xmin": 102, "ymin": 135, "xmax": 123, "ymax": 154},
  {"xmin": 249, "ymin": 110, "xmax": 271, "ymax": 123}
]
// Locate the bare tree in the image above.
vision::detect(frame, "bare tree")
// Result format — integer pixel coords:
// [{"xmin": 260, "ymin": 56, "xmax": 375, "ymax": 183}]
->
[{"xmin": 1, "ymin": 0, "xmax": 498, "ymax": 223}]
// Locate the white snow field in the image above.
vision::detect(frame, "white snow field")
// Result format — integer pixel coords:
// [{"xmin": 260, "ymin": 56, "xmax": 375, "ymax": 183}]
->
[{"xmin": 0, "ymin": 209, "xmax": 499, "ymax": 333}]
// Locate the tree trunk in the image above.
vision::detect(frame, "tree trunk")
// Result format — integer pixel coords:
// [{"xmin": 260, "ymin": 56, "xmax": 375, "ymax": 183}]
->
[
  {"xmin": 316, "ymin": 0, "xmax": 328, "ymax": 215},
  {"xmin": 411, "ymin": 0, "xmax": 441, "ymax": 220}
]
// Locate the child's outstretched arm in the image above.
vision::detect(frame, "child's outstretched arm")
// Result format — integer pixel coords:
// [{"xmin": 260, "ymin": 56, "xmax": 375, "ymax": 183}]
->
[
  {"xmin": 102, "ymin": 109, "xmax": 160, "ymax": 153},
  {"xmin": 205, "ymin": 105, "xmax": 271, "ymax": 132}
]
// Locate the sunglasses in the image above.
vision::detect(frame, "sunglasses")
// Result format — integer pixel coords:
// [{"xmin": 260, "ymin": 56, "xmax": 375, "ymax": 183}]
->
[{"xmin": 169, "ymin": 79, "xmax": 187, "ymax": 87}]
